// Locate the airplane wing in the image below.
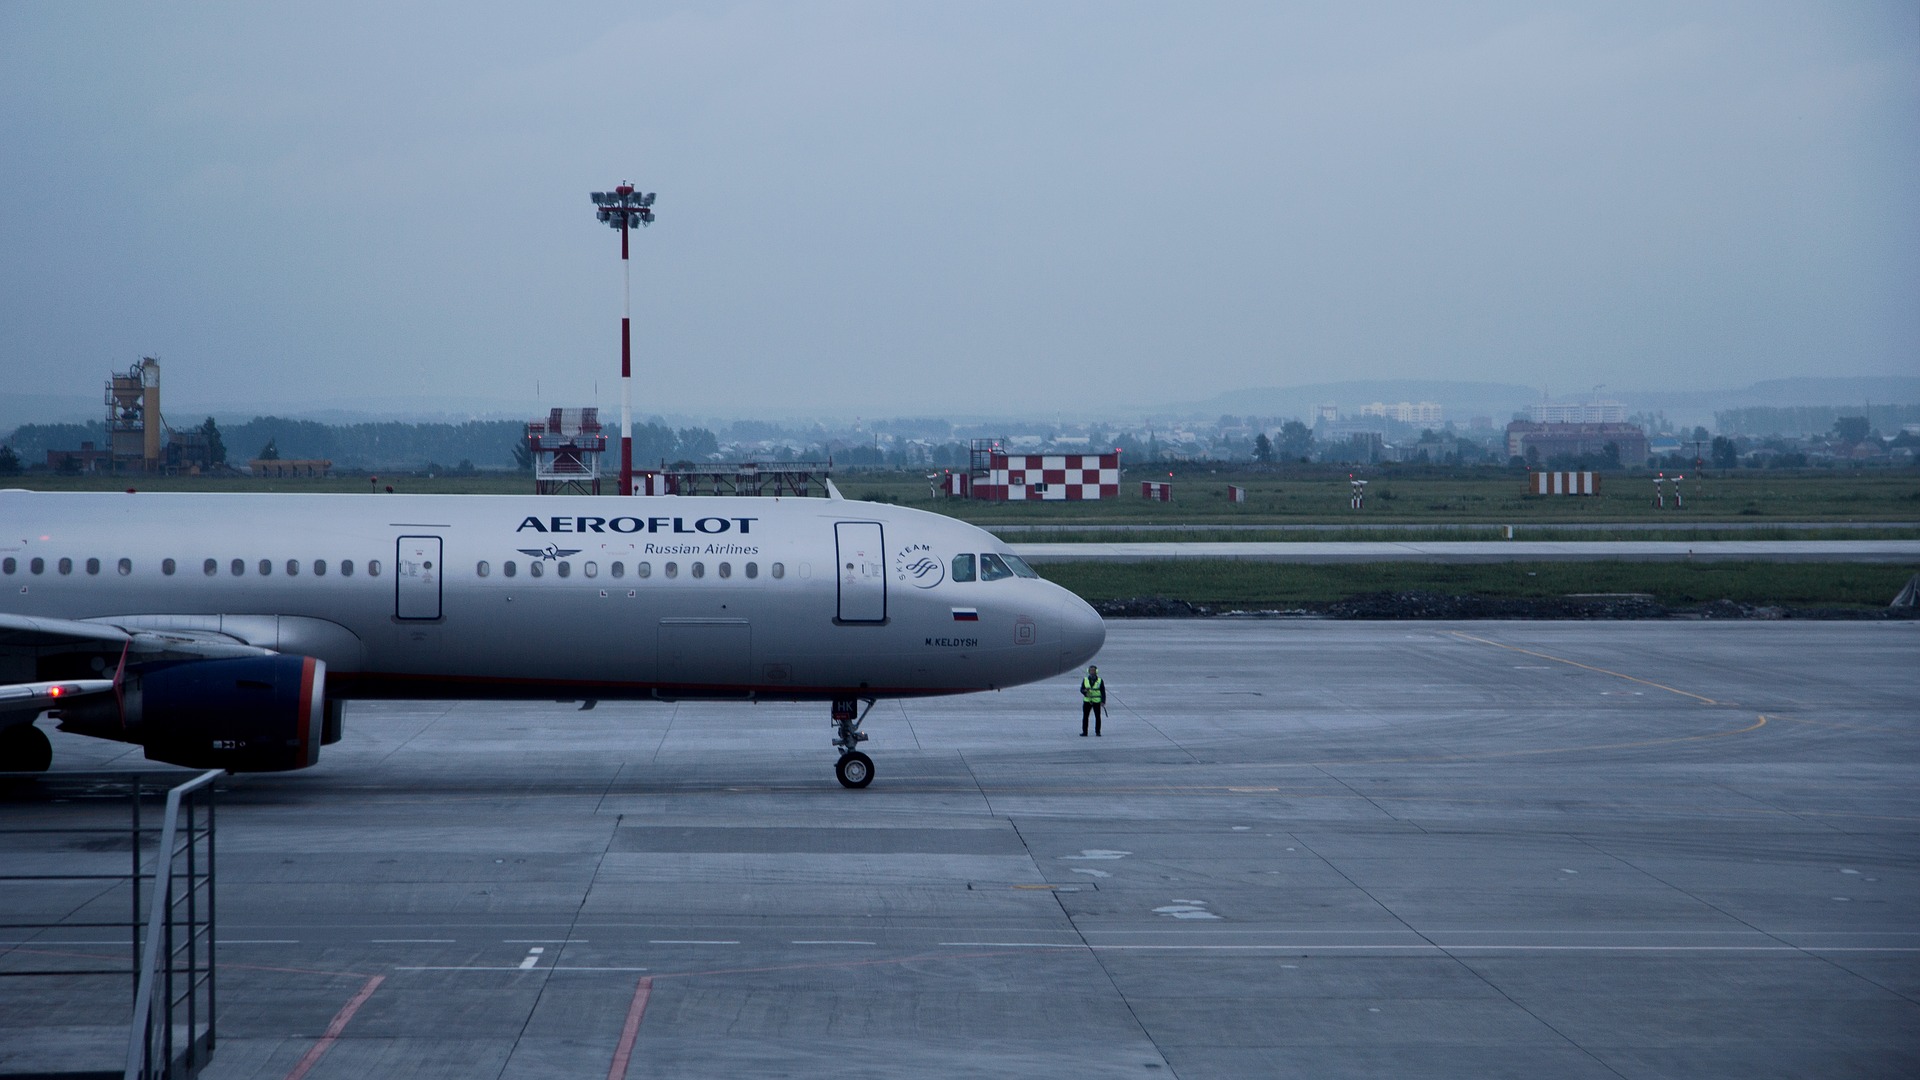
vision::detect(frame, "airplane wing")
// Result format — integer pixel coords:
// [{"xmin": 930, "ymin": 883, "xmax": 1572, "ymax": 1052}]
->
[{"xmin": 0, "ymin": 613, "xmax": 272, "ymax": 721}]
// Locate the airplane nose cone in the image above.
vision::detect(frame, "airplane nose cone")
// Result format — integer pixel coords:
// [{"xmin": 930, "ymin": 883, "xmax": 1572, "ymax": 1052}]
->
[{"xmin": 1058, "ymin": 592, "xmax": 1106, "ymax": 671}]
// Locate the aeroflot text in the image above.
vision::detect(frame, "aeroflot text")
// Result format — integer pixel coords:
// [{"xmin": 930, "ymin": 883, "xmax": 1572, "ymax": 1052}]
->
[{"xmin": 515, "ymin": 516, "xmax": 757, "ymax": 535}]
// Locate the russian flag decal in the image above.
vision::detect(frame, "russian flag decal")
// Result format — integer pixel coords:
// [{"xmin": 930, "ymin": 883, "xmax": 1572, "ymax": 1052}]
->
[{"xmin": 951, "ymin": 608, "xmax": 979, "ymax": 621}]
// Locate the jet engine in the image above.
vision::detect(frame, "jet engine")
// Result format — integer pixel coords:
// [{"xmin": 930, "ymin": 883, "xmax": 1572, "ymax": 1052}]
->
[{"xmin": 55, "ymin": 654, "xmax": 329, "ymax": 772}]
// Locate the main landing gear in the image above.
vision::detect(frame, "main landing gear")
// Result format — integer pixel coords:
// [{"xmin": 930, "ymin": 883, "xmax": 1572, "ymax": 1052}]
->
[
  {"xmin": 831, "ymin": 697, "xmax": 875, "ymax": 789},
  {"xmin": 0, "ymin": 723, "xmax": 53, "ymax": 773}
]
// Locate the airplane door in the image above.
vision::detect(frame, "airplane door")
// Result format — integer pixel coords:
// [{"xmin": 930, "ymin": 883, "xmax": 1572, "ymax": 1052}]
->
[
  {"xmin": 834, "ymin": 521, "xmax": 886, "ymax": 623},
  {"xmin": 395, "ymin": 536, "xmax": 442, "ymax": 620}
]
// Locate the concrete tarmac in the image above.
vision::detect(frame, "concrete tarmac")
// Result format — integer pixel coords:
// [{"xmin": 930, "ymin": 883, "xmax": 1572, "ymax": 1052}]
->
[{"xmin": 4, "ymin": 620, "xmax": 1918, "ymax": 1078}]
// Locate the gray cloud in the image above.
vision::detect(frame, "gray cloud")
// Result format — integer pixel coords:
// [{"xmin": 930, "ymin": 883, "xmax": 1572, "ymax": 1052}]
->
[{"xmin": 2, "ymin": 1, "xmax": 1914, "ymax": 419}]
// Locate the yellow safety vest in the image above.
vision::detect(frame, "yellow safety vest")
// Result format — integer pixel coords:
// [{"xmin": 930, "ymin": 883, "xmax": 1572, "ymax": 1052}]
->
[{"xmin": 1081, "ymin": 676, "xmax": 1105, "ymax": 704}]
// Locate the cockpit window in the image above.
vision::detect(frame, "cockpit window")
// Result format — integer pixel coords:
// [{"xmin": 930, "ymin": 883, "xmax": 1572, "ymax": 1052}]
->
[
  {"xmin": 1003, "ymin": 554, "xmax": 1039, "ymax": 579},
  {"xmin": 979, "ymin": 553, "xmax": 1014, "ymax": 581},
  {"xmin": 951, "ymin": 553, "xmax": 975, "ymax": 582}
]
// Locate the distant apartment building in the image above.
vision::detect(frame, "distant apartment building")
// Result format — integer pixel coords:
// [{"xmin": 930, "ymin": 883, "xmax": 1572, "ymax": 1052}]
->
[
  {"xmin": 1528, "ymin": 400, "xmax": 1627, "ymax": 424},
  {"xmin": 1360, "ymin": 401, "xmax": 1443, "ymax": 424},
  {"xmin": 1506, "ymin": 421, "xmax": 1648, "ymax": 464},
  {"xmin": 1313, "ymin": 403, "xmax": 1339, "ymax": 424}
]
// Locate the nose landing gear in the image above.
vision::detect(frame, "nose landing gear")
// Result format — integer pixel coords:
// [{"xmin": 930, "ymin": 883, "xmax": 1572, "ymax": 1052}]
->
[{"xmin": 832, "ymin": 697, "xmax": 875, "ymax": 789}]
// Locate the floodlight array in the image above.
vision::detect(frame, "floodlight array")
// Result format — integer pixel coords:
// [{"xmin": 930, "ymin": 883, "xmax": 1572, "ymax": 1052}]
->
[{"xmin": 590, "ymin": 185, "xmax": 656, "ymax": 229}]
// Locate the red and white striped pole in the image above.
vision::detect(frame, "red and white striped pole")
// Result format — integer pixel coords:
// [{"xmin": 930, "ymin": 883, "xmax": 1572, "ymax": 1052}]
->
[
  {"xmin": 590, "ymin": 183, "xmax": 655, "ymax": 496},
  {"xmin": 619, "ymin": 193, "xmax": 632, "ymax": 496}
]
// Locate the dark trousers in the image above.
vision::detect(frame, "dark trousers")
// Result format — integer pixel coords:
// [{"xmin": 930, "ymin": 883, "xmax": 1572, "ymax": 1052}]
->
[{"xmin": 1081, "ymin": 701, "xmax": 1103, "ymax": 735}]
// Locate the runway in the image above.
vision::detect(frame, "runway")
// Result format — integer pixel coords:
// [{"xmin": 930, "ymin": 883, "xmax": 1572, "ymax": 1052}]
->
[
  {"xmin": 1011, "ymin": 539, "xmax": 1920, "ymax": 563},
  {"xmin": 5, "ymin": 620, "xmax": 1918, "ymax": 1078}
]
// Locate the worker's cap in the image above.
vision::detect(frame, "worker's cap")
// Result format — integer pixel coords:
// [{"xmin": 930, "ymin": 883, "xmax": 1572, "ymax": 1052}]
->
[{"xmin": 1088, "ymin": 665, "xmax": 1098, "ymax": 672}]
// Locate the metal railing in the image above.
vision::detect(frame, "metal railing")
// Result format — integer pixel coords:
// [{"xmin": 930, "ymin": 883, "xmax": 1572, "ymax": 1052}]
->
[
  {"xmin": 0, "ymin": 769, "xmax": 221, "ymax": 1080},
  {"xmin": 125, "ymin": 769, "xmax": 220, "ymax": 1080}
]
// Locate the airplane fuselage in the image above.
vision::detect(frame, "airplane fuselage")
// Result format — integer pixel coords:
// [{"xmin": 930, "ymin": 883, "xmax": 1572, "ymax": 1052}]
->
[{"xmin": 1, "ymin": 490, "xmax": 1106, "ymax": 703}]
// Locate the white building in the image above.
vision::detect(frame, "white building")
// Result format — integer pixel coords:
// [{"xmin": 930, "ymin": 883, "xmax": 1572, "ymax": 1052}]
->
[
  {"xmin": 1529, "ymin": 401, "xmax": 1627, "ymax": 424},
  {"xmin": 1360, "ymin": 401, "xmax": 1444, "ymax": 424}
]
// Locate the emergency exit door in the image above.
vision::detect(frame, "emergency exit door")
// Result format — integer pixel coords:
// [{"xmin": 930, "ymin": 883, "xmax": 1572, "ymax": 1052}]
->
[
  {"xmin": 834, "ymin": 521, "xmax": 885, "ymax": 623},
  {"xmin": 395, "ymin": 536, "xmax": 442, "ymax": 620}
]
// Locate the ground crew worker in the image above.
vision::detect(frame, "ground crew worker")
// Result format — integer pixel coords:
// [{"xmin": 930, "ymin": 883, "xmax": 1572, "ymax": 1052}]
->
[{"xmin": 1080, "ymin": 665, "xmax": 1106, "ymax": 737}]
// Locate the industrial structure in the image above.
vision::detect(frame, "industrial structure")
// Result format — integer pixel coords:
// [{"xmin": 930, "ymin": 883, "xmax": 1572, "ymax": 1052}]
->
[
  {"xmin": 106, "ymin": 358, "xmax": 164, "ymax": 468},
  {"xmin": 524, "ymin": 402, "xmax": 827, "ymax": 497},
  {"xmin": 46, "ymin": 358, "xmax": 218, "ymax": 475},
  {"xmin": 527, "ymin": 407, "xmax": 608, "ymax": 495},
  {"xmin": 940, "ymin": 440, "xmax": 1122, "ymax": 500}
]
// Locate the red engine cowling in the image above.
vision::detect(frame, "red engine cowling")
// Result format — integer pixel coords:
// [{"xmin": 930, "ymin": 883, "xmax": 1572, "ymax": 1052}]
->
[{"xmin": 138, "ymin": 655, "xmax": 328, "ymax": 771}]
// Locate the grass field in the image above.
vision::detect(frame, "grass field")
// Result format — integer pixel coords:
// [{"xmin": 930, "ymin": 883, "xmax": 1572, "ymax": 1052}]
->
[
  {"xmin": 851, "ymin": 469, "xmax": 1920, "ymax": 525},
  {"xmin": 10, "ymin": 467, "xmax": 1916, "ymax": 524}
]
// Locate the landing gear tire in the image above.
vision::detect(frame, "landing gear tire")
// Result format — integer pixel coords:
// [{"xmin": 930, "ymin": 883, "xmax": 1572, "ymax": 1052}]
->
[
  {"xmin": 830, "ymin": 697, "xmax": 876, "ymax": 789},
  {"xmin": 0, "ymin": 724, "xmax": 52, "ymax": 773},
  {"xmin": 835, "ymin": 751, "xmax": 874, "ymax": 789}
]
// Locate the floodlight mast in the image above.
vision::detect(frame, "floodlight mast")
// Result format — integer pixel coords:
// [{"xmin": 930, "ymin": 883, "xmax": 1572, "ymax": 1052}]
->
[{"xmin": 589, "ymin": 183, "xmax": 656, "ymax": 495}]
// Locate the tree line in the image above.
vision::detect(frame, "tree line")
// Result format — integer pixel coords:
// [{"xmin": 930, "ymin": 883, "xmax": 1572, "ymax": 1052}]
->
[
  {"xmin": 0, "ymin": 417, "xmax": 723, "ymax": 472},
  {"xmin": 1715, "ymin": 404, "xmax": 1920, "ymax": 437}
]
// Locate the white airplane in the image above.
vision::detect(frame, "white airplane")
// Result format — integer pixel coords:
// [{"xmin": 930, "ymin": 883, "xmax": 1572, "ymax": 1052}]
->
[{"xmin": 0, "ymin": 488, "xmax": 1105, "ymax": 787}]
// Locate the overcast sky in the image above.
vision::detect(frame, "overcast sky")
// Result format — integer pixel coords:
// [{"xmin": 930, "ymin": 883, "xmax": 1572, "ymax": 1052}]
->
[{"xmin": 2, "ymin": 1, "xmax": 1914, "ymax": 420}]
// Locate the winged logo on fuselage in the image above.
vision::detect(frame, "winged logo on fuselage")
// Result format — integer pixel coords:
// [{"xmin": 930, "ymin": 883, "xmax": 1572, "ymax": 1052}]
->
[{"xmin": 518, "ymin": 545, "xmax": 582, "ymax": 561}]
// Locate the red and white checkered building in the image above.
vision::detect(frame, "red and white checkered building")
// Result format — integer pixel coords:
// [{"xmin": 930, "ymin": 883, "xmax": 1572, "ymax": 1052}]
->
[{"xmin": 972, "ymin": 451, "xmax": 1121, "ymax": 501}]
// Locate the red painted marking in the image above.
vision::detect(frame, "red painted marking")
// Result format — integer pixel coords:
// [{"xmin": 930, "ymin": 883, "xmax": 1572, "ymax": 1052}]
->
[
  {"xmin": 607, "ymin": 975, "xmax": 653, "ymax": 1080},
  {"xmin": 284, "ymin": 974, "xmax": 384, "ymax": 1080},
  {"xmin": 297, "ymin": 657, "xmax": 317, "ymax": 761}
]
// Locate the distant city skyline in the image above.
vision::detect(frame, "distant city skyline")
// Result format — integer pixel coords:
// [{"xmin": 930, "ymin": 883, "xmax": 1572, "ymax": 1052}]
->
[{"xmin": 3, "ymin": 4, "xmax": 1914, "ymax": 419}]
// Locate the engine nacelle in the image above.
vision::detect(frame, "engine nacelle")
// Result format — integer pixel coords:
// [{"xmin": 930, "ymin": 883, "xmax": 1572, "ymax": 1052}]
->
[{"xmin": 138, "ymin": 655, "xmax": 328, "ymax": 771}]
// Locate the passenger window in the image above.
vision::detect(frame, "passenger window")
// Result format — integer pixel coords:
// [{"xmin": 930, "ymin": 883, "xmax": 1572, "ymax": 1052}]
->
[
  {"xmin": 691, "ymin": 562, "xmax": 705, "ymax": 579},
  {"xmin": 30, "ymin": 557, "xmax": 44, "ymax": 574},
  {"xmin": 314, "ymin": 560, "xmax": 327, "ymax": 576},
  {"xmin": 584, "ymin": 561, "xmax": 598, "ymax": 578},
  {"xmin": 951, "ymin": 554, "xmax": 975, "ymax": 582},
  {"xmin": 504, "ymin": 561, "xmax": 517, "ymax": 578},
  {"xmin": 979, "ymin": 553, "xmax": 1014, "ymax": 581},
  {"xmin": 341, "ymin": 559, "xmax": 355, "ymax": 577},
  {"xmin": 204, "ymin": 558, "xmax": 217, "ymax": 576},
  {"xmin": 771, "ymin": 562, "xmax": 784, "ymax": 579},
  {"xmin": 476, "ymin": 561, "xmax": 490, "ymax": 578},
  {"xmin": 664, "ymin": 562, "xmax": 678, "ymax": 579},
  {"xmin": 2, "ymin": 557, "xmax": 13, "ymax": 574},
  {"xmin": 85, "ymin": 557, "xmax": 100, "ymax": 575},
  {"xmin": 1005, "ymin": 554, "xmax": 1039, "ymax": 579},
  {"xmin": 637, "ymin": 561, "xmax": 652, "ymax": 578},
  {"xmin": 259, "ymin": 559, "xmax": 272, "ymax": 576},
  {"xmin": 530, "ymin": 561, "xmax": 544, "ymax": 578},
  {"xmin": 368, "ymin": 560, "xmax": 381, "ymax": 577},
  {"xmin": 59, "ymin": 558, "xmax": 73, "ymax": 575},
  {"xmin": 230, "ymin": 559, "xmax": 244, "ymax": 576},
  {"xmin": 118, "ymin": 558, "xmax": 131, "ymax": 576},
  {"xmin": 745, "ymin": 562, "xmax": 758, "ymax": 579},
  {"xmin": 718, "ymin": 562, "xmax": 731, "ymax": 579},
  {"xmin": 286, "ymin": 559, "xmax": 300, "ymax": 576},
  {"xmin": 610, "ymin": 562, "xmax": 625, "ymax": 579},
  {"xmin": 162, "ymin": 558, "xmax": 176, "ymax": 576},
  {"xmin": 557, "ymin": 562, "xmax": 571, "ymax": 578}
]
